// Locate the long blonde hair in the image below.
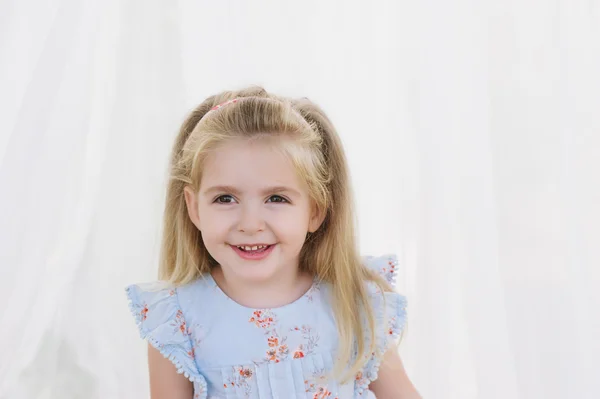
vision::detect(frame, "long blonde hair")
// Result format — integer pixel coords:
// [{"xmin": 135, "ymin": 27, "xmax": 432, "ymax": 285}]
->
[{"xmin": 159, "ymin": 85, "xmax": 390, "ymax": 381}]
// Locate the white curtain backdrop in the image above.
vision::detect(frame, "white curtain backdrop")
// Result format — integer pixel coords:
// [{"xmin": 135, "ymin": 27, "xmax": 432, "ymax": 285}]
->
[{"xmin": 1, "ymin": 1, "xmax": 598, "ymax": 398}]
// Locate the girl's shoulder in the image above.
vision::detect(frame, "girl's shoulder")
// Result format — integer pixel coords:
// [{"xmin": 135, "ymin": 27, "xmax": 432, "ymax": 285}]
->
[
  {"xmin": 125, "ymin": 276, "xmax": 212, "ymax": 319},
  {"xmin": 124, "ymin": 276, "xmax": 214, "ymax": 387},
  {"xmin": 360, "ymin": 254, "xmax": 407, "ymax": 334},
  {"xmin": 361, "ymin": 253, "xmax": 407, "ymax": 313},
  {"xmin": 355, "ymin": 254, "xmax": 408, "ymax": 394},
  {"xmin": 362, "ymin": 253, "xmax": 400, "ymax": 287}
]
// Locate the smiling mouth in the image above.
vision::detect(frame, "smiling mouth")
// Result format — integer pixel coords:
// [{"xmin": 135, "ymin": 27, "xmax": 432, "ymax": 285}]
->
[{"xmin": 232, "ymin": 244, "xmax": 274, "ymax": 252}]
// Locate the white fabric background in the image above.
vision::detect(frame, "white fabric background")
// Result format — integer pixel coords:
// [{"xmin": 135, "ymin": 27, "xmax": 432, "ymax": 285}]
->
[{"xmin": 1, "ymin": 1, "xmax": 598, "ymax": 398}]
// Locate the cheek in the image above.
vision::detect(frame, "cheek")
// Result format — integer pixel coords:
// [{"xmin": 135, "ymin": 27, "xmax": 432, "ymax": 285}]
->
[
  {"xmin": 269, "ymin": 210, "xmax": 310, "ymax": 240},
  {"xmin": 197, "ymin": 208, "xmax": 229, "ymax": 235}
]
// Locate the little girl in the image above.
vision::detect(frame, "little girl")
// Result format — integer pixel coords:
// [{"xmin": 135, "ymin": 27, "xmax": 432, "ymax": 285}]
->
[{"xmin": 126, "ymin": 86, "xmax": 421, "ymax": 399}]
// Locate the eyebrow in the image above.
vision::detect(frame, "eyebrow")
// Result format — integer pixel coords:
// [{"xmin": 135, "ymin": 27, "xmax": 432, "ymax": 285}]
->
[{"xmin": 202, "ymin": 185, "xmax": 302, "ymax": 197}]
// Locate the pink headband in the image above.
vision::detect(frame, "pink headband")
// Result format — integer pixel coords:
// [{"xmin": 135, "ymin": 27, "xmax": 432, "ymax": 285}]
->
[
  {"xmin": 209, "ymin": 98, "xmax": 239, "ymax": 112},
  {"xmin": 196, "ymin": 98, "xmax": 240, "ymax": 124}
]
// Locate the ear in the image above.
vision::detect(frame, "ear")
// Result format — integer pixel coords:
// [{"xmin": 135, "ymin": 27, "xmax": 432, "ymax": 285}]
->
[
  {"xmin": 308, "ymin": 203, "xmax": 327, "ymax": 233},
  {"xmin": 183, "ymin": 185, "xmax": 201, "ymax": 230}
]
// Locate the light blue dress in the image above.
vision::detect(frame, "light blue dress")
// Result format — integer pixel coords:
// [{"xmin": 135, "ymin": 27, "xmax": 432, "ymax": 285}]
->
[{"xmin": 125, "ymin": 254, "xmax": 407, "ymax": 399}]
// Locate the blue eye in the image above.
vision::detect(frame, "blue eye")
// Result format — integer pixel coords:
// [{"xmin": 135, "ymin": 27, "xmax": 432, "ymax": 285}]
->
[
  {"xmin": 267, "ymin": 195, "xmax": 288, "ymax": 203},
  {"xmin": 214, "ymin": 195, "xmax": 236, "ymax": 204}
]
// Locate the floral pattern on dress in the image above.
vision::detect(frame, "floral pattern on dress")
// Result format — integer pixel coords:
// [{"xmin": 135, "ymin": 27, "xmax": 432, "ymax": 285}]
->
[
  {"xmin": 139, "ymin": 303, "xmax": 149, "ymax": 321},
  {"xmin": 304, "ymin": 280, "xmax": 321, "ymax": 302},
  {"xmin": 130, "ymin": 300, "xmax": 149, "ymax": 323},
  {"xmin": 189, "ymin": 322, "xmax": 206, "ymax": 352},
  {"xmin": 353, "ymin": 307, "xmax": 402, "ymax": 393},
  {"xmin": 248, "ymin": 308, "xmax": 323, "ymax": 365},
  {"xmin": 380, "ymin": 257, "xmax": 397, "ymax": 285},
  {"xmin": 304, "ymin": 368, "xmax": 339, "ymax": 399},
  {"xmin": 354, "ymin": 370, "xmax": 371, "ymax": 395},
  {"xmin": 170, "ymin": 310, "xmax": 189, "ymax": 334},
  {"xmin": 224, "ymin": 366, "xmax": 255, "ymax": 398},
  {"xmin": 167, "ymin": 309, "xmax": 197, "ymax": 358},
  {"xmin": 366, "ymin": 255, "xmax": 398, "ymax": 287},
  {"xmin": 245, "ymin": 283, "xmax": 324, "ymax": 364},
  {"xmin": 289, "ymin": 325, "xmax": 319, "ymax": 358},
  {"xmin": 248, "ymin": 310, "xmax": 290, "ymax": 364},
  {"xmin": 388, "ymin": 316, "xmax": 400, "ymax": 337},
  {"xmin": 125, "ymin": 254, "xmax": 405, "ymax": 399},
  {"xmin": 249, "ymin": 310, "xmax": 276, "ymax": 330},
  {"xmin": 265, "ymin": 335, "xmax": 289, "ymax": 363}
]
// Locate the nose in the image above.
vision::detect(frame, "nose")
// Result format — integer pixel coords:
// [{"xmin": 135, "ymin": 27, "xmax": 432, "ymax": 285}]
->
[{"xmin": 236, "ymin": 202, "xmax": 265, "ymax": 234}]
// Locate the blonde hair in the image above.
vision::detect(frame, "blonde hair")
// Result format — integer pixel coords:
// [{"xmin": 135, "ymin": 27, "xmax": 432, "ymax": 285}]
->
[{"xmin": 159, "ymin": 85, "xmax": 391, "ymax": 382}]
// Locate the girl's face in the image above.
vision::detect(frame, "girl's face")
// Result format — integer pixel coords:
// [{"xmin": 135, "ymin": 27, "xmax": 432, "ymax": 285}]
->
[{"xmin": 184, "ymin": 138, "xmax": 325, "ymax": 285}]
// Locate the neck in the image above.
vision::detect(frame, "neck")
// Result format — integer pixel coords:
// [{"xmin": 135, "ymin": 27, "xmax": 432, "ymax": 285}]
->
[{"xmin": 211, "ymin": 265, "xmax": 313, "ymax": 309}]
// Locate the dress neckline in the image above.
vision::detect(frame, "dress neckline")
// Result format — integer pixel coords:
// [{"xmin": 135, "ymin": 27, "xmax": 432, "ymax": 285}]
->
[{"xmin": 204, "ymin": 273, "xmax": 320, "ymax": 311}]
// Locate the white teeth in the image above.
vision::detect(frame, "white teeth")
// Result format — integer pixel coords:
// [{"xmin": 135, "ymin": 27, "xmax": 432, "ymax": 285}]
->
[{"xmin": 237, "ymin": 245, "xmax": 268, "ymax": 251}]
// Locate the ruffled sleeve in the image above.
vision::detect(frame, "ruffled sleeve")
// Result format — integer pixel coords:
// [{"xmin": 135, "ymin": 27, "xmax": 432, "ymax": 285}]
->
[
  {"xmin": 356, "ymin": 254, "xmax": 408, "ymax": 395},
  {"xmin": 125, "ymin": 282, "xmax": 208, "ymax": 396},
  {"xmin": 362, "ymin": 253, "xmax": 399, "ymax": 288}
]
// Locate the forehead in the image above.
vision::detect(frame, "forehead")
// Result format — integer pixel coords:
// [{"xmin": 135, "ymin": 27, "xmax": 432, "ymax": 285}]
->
[{"xmin": 200, "ymin": 138, "xmax": 306, "ymax": 192}]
